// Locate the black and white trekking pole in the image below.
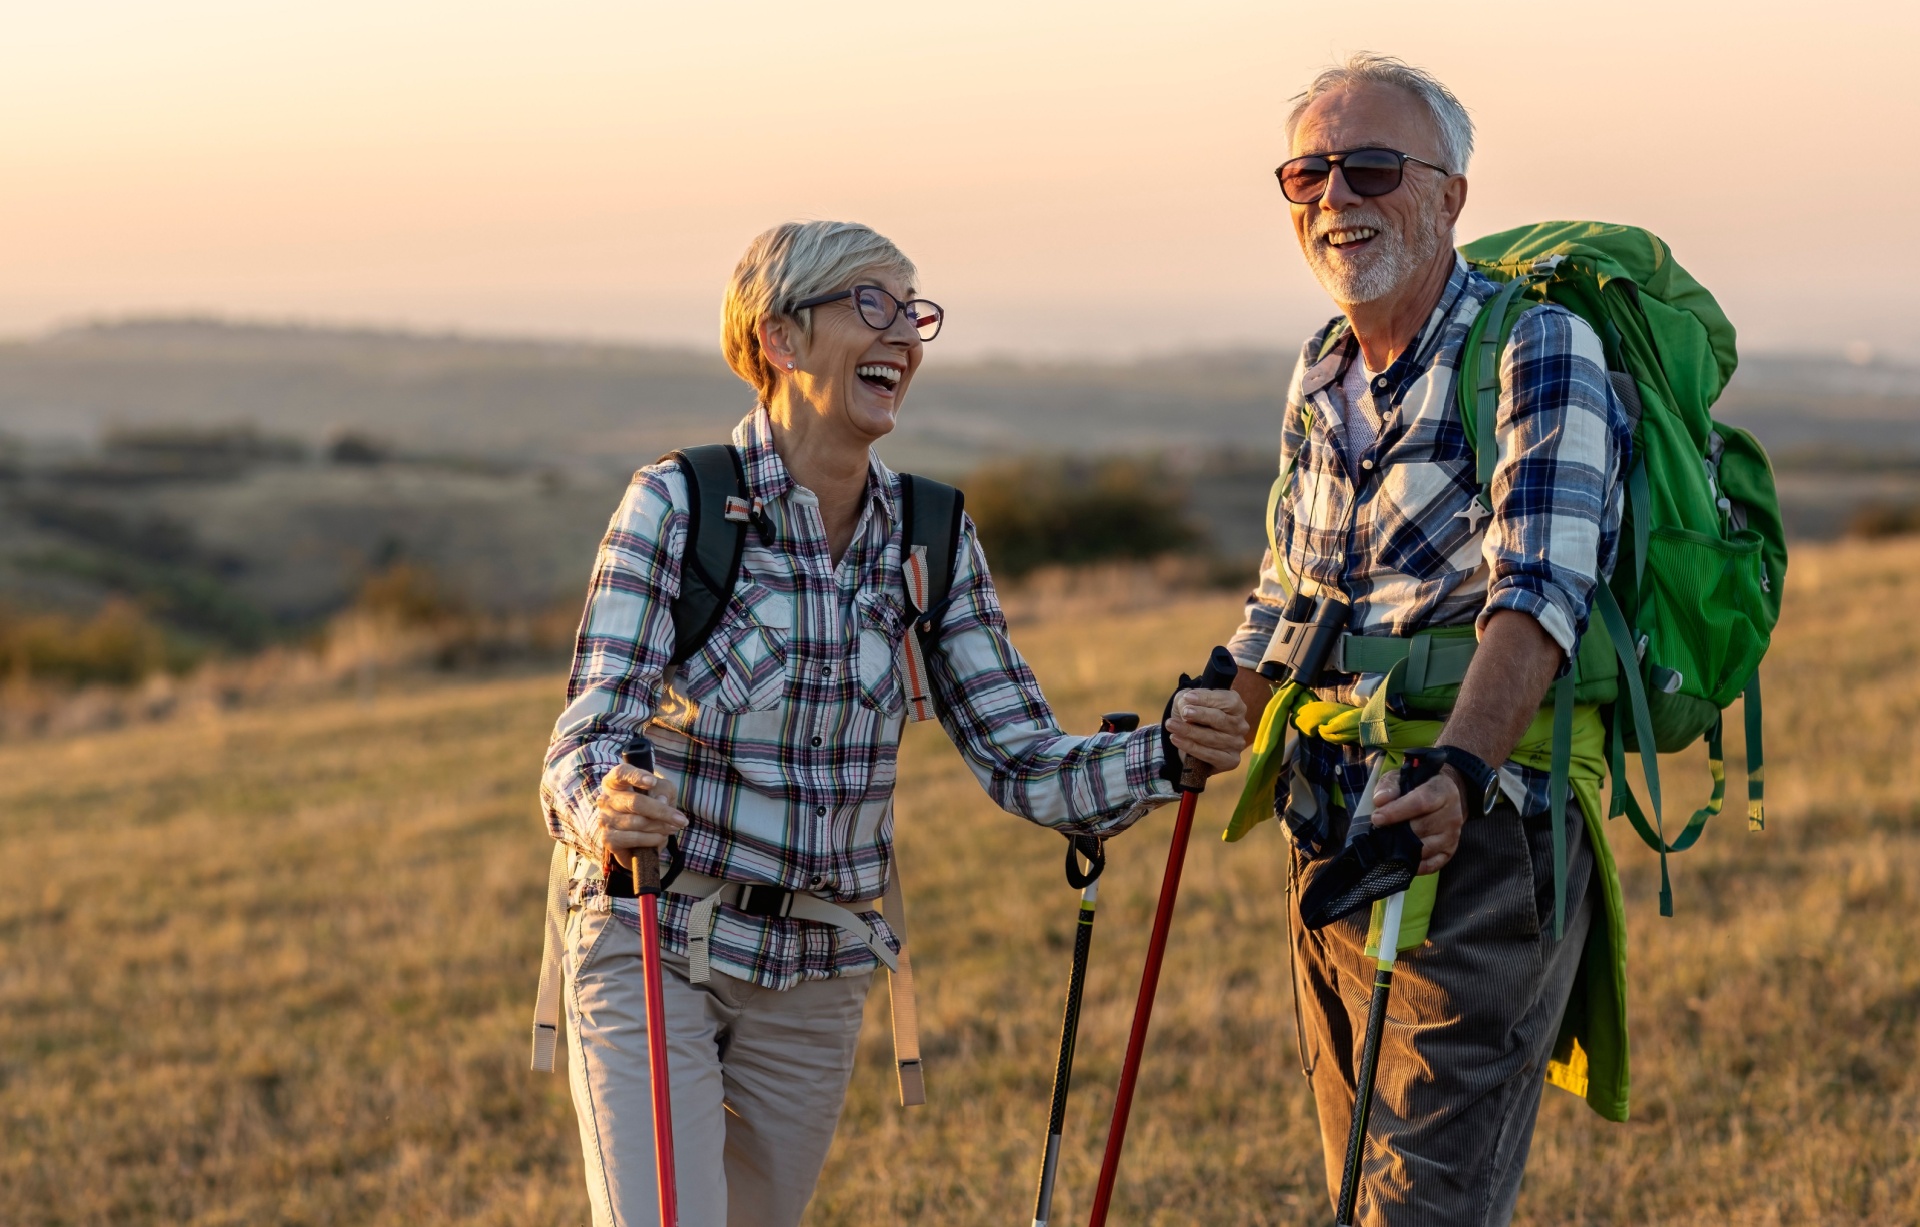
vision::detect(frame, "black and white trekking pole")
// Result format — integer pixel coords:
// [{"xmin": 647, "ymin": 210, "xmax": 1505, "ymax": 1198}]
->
[
  {"xmin": 1029, "ymin": 712, "xmax": 1137, "ymax": 1227},
  {"xmin": 1088, "ymin": 647, "xmax": 1238, "ymax": 1227},
  {"xmin": 1324, "ymin": 751, "xmax": 1446, "ymax": 1227}
]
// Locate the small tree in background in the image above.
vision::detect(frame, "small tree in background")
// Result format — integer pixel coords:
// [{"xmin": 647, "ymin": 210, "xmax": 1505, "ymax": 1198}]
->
[
  {"xmin": 963, "ymin": 455, "xmax": 1202, "ymax": 579},
  {"xmin": 0, "ymin": 600, "xmax": 173, "ymax": 686}
]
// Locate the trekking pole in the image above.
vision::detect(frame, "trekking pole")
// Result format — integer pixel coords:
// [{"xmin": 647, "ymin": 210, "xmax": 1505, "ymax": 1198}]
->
[
  {"xmin": 1030, "ymin": 712, "xmax": 1137, "ymax": 1227},
  {"xmin": 1328, "ymin": 751, "xmax": 1444, "ymax": 1227},
  {"xmin": 615, "ymin": 737, "xmax": 679, "ymax": 1227},
  {"xmin": 1087, "ymin": 647, "xmax": 1238, "ymax": 1227}
]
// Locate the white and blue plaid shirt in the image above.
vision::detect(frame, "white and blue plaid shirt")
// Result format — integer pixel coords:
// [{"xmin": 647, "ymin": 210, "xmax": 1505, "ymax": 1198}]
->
[
  {"xmin": 543, "ymin": 407, "xmax": 1175, "ymax": 989},
  {"xmin": 1227, "ymin": 256, "xmax": 1631, "ymax": 819}
]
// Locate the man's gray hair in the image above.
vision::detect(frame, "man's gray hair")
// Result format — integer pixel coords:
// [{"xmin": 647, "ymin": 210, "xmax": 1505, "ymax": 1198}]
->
[
  {"xmin": 721, "ymin": 220, "xmax": 917, "ymax": 402},
  {"xmin": 1286, "ymin": 53, "xmax": 1475, "ymax": 175}
]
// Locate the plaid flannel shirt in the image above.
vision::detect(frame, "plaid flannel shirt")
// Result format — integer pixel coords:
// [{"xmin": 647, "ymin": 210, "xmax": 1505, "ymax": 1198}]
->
[
  {"xmin": 542, "ymin": 407, "xmax": 1175, "ymax": 990},
  {"xmin": 1228, "ymin": 257, "xmax": 1630, "ymax": 819}
]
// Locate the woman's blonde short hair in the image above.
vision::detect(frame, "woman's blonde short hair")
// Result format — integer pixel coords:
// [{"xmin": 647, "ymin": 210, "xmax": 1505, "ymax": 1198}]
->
[{"xmin": 721, "ymin": 220, "xmax": 918, "ymax": 402}]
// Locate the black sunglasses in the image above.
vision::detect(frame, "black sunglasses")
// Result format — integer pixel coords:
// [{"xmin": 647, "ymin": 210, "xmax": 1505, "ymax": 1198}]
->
[
  {"xmin": 790, "ymin": 284, "xmax": 944, "ymax": 342},
  {"xmin": 1274, "ymin": 147, "xmax": 1451, "ymax": 205}
]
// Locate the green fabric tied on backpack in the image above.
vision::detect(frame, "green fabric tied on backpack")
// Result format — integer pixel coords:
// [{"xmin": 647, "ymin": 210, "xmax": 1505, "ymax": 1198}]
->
[{"xmin": 1228, "ymin": 674, "xmax": 1630, "ymax": 1121}]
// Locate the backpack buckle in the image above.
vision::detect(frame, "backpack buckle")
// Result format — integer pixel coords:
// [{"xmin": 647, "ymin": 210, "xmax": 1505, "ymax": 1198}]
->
[
  {"xmin": 1527, "ymin": 254, "xmax": 1566, "ymax": 278},
  {"xmin": 735, "ymin": 883, "xmax": 796, "ymax": 919}
]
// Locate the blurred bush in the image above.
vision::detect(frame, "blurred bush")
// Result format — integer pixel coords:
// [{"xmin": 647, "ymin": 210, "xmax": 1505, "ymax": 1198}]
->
[
  {"xmin": 0, "ymin": 599, "xmax": 179, "ymax": 686},
  {"xmin": 352, "ymin": 562, "xmax": 463, "ymax": 626},
  {"xmin": 963, "ymin": 455, "xmax": 1201, "ymax": 579},
  {"xmin": 327, "ymin": 432, "xmax": 390, "ymax": 465},
  {"xmin": 1847, "ymin": 501, "xmax": 1920, "ymax": 539}
]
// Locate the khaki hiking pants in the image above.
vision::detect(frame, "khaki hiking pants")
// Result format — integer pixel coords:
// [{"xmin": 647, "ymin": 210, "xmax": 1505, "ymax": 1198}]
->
[
  {"xmin": 1292, "ymin": 799, "xmax": 1595, "ymax": 1227},
  {"xmin": 565, "ymin": 899, "xmax": 871, "ymax": 1227}
]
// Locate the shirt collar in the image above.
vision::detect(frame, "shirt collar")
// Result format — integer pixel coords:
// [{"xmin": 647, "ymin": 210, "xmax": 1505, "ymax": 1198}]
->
[
  {"xmin": 1305, "ymin": 254, "xmax": 1477, "ymax": 396},
  {"xmin": 730, "ymin": 405, "xmax": 900, "ymax": 524},
  {"xmin": 1399, "ymin": 253, "xmax": 1475, "ymax": 372}
]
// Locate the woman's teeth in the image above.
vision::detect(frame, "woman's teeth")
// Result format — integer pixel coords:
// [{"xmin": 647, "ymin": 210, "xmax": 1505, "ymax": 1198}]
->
[{"xmin": 856, "ymin": 364, "xmax": 900, "ymax": 389}]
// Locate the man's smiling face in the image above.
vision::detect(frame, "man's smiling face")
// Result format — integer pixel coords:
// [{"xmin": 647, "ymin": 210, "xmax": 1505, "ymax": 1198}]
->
[{"xmin": 1288, "ymin": 82, "xmax": 1455, "ymax": 307}]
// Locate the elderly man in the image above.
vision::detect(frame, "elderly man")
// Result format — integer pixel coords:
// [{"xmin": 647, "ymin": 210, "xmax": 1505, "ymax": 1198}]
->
[{"xmin": 1224, "ymin": 56, "xmax": 1630, "ymax": 1224}]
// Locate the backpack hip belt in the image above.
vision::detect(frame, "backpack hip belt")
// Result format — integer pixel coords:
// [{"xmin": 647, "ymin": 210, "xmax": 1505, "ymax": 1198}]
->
[
  {"xmin": 668, "ymin": 869, "xmax": 895, "ymax": 982},
  {"xmin": 1235, "ymin": 615, "xmax": 1620, "ymax": 940},
  {"xmin": 528, "ymin": 844, "xmax": 927, "ymax": 1105}
]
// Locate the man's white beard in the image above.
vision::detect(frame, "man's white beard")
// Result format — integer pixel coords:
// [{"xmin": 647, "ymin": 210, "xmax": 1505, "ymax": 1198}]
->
[{"xmin": 1304, "ymin": 205, "xmax": 1442, "ymax": 305}]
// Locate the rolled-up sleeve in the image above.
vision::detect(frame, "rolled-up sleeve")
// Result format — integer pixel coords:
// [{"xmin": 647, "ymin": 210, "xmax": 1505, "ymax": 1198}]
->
[
  {"xmin": 928, "ymin": 516, "xmax": 1177, "ymax": 834},
  {"xmin": 539, "ymin": 464, "xmax": 687, "ymax": 853},
  {"xmin": 1477, "ymin": 303, "xmax": 1626, "ymax": 660},
  {"xmin": 1227, "ymin": 559, "xmax": 1287, "ymax": 672}
]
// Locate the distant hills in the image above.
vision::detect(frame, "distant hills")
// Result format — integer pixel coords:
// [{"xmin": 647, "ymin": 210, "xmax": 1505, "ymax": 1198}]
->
[
  {"xmin": 10, "ymin": 315, "xmax": 1914, "ymax": 475},
  {"xmin": 1, "ymin": 316, "xmax": 1914, "ymax": 652}
]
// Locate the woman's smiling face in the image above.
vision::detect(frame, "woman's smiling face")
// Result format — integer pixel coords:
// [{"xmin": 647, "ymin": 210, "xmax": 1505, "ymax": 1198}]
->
[{"xmin": 792, "ymin": 269, "xmax": 924, "ymax": 442}]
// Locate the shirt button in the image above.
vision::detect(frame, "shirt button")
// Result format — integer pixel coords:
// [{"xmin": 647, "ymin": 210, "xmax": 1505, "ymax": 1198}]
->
[
  {"xmin": 815, "ymin": 806, "xmax": 827, "ymax": 817},
  {"xmin": 811, "ymin": 735, "xmax": 823, "ymax": 747},
  {"xmin": 1374, "ymin": 376, "xmax": 1389, "ymax": 389},
  {"xmin": 1361, "ymin": 458, "xmax": 1375, "ymax": 470},
  {"xmin": 809, "ymin": 874, "xmax": 825, "ymax": 888}
]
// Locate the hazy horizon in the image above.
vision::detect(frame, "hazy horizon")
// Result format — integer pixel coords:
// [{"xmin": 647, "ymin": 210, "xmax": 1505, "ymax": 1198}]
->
[{"xmin": 10, "ymin": 310, "xmax": 1920, "ymax": 372}]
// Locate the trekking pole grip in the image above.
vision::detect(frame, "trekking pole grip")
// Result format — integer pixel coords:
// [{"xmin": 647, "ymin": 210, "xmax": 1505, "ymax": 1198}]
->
[
  {"xmin": 621, "ymin": 738, "xmax": 665, "ymax": 898},
  {"xmin": 1175, "ymin": 646, "xmax": 1239, "ymax": 793}
]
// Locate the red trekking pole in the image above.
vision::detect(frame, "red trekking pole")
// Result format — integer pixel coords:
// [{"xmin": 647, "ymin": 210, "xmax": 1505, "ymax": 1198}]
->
[
  {"xmin": 1087, "ymin": 646, "xmax": 1239, "ymax": 1227},
  {"xmin": 615, "ymin": 737, "xmax": 679, "ymax": 1227}
]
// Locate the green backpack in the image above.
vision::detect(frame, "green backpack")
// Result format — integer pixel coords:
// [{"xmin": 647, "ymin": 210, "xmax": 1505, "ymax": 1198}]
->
[{"xmin": 1456, "ymin": 221, "xmax": 1789, "ymax": 915}]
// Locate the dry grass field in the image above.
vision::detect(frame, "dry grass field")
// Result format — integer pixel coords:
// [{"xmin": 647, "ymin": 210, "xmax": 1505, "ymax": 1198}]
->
[{"xmin": 3, "ymin": 537, "xmax": 1918, "ymax": 1225}]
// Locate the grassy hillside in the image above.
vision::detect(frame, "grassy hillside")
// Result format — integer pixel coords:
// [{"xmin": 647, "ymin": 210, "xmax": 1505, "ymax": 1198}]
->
[{"xmin": 2, "ymin": 539, "xmax": 1918, "ymax": 1224}]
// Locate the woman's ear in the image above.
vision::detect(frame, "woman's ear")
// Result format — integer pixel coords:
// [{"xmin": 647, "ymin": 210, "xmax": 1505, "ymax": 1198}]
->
[{"xmin": 758, "ymin": 315, "xmax": 801, "ymax": 373}]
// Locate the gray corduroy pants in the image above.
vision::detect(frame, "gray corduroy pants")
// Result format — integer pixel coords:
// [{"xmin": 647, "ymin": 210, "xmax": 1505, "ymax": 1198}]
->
[{"xmin": 1291, "ymin": 800, "xmax": 1595, "ymax": 1226}]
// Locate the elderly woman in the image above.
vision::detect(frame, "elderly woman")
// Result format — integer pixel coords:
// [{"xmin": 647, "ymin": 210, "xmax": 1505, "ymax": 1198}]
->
[{"xmin": 539, "ymin": 219, "xmax": 1247, "ymax": 1227}]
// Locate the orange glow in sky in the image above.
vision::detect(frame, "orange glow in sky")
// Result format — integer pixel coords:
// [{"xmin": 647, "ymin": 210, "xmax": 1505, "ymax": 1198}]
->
[{"xmin": 4, "ymin": 1, "xmax": 1917, "ymax": 358}]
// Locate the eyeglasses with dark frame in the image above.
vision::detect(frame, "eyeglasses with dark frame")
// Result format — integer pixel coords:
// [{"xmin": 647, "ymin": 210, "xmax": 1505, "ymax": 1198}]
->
[
  {"xmin": 790, "ymin": 285, "xmax": 945, "ymax": 342},
  {"xmin": 1274, "ymin": 147, "xmax": 1452, "ymax": 205}
]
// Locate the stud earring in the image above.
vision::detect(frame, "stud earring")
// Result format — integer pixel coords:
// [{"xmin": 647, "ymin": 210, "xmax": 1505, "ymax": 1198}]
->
[{"xmin": 786, "ymin": 361, "xmax": 795, "ymax": 370}]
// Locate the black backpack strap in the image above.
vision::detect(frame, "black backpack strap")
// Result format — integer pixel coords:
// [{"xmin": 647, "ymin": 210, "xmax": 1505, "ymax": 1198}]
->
[
  {"xmin": 897, "ymin": 473, "xmax": 965, "ymax": 722},
  {"xmin": 664, "ymin": 444, "xmax": 749, "ymax": 666}
]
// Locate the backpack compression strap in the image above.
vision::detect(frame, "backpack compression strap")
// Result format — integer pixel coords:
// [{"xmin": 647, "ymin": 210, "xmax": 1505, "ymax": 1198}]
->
[
  {"xmin": 898, "ymin": 473, "xmax": 964, "ymax": 724},
  {"xmin": 664, "ymin": 444, "xmax": 750, "ymax": 666}
]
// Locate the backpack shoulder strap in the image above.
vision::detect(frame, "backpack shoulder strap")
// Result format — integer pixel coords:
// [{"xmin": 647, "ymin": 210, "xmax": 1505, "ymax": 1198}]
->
[
  {"xmin": 664, "ymin": 443, "xmax": 748, "ymax": 666},
  {"xmin": 1454, "ymin": 274, "xmax": 1536, "ymax": 509},
  {"xmin": 896, "ymin": 473, "xmax": 965, "ymax": 723},
  {"xmin": 899, "ymin": 473, "xmax": 964, "ymax": 617}
]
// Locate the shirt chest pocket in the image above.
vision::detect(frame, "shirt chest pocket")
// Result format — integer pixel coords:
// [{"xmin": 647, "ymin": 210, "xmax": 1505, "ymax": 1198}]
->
[
  {"xmin": 679, "ymin": 578, "xmax": 791, "ymax": 714},
  {"xmin": 854, "ymin": 592, "xmax": 906, "ymax": 715},
  {"xmin": 1370, "ymin": 409, "xmax": 1483, "ymax": 580}
]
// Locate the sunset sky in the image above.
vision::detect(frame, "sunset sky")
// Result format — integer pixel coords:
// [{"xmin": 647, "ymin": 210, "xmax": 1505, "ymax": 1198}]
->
[{"xmin": 5, "ymin": 1, "xmax": 1917, "ymax": 359}]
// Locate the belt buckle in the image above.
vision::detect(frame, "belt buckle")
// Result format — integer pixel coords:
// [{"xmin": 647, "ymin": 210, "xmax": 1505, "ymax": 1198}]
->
[{"xmin": 736, "ymin": 884, "xmax": 794, "ymax": 919}]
